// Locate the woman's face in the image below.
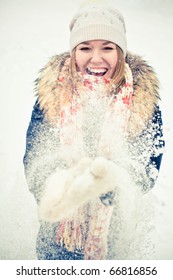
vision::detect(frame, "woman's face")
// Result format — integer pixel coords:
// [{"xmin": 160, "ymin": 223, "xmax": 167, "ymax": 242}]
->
[{"xmin": 75, "ymin": 40, "xmax": 118, "ymax": 79}]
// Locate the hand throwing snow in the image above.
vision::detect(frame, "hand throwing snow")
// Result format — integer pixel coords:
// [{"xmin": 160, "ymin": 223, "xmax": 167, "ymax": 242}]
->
[{"xmin": 38, "ymin": 157, "xmax": 131, "ymax": 222}]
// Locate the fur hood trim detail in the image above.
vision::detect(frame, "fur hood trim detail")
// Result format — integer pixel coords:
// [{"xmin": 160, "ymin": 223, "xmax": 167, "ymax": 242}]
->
[{"xmin": 36, "ymin": 52, "xmax": 160, "ymax": 136}]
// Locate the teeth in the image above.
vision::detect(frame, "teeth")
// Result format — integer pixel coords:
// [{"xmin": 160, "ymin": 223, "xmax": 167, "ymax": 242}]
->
[
  {"xmin": 89, "ymin": 68, "xmax": 106, "ymax": 73},
  {"xmin": 86, "ymin": 67, "xmax": 108, "ymax": 76}
]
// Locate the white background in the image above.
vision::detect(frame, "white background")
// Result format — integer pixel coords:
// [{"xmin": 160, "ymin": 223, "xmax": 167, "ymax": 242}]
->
[{"xmin": 0, "ymin": 0, "xmax": 173, "ymax": 260}]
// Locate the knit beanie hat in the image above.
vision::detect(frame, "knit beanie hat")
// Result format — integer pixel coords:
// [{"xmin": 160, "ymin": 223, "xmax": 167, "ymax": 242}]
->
[{"xmin": 69, "ymin": 4, "xmax": 127, "ymax": 56}]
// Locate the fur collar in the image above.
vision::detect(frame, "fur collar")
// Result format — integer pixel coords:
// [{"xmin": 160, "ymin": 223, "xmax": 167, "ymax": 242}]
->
[{"xmin": 36, "ymin": 52, "xmax": 160, "ymax": 136}]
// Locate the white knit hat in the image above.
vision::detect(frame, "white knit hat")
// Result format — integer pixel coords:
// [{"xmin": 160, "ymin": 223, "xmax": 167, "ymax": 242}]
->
[{"xmin": 69, "ymin": 4, "xmax": 127, "ymax": 56}]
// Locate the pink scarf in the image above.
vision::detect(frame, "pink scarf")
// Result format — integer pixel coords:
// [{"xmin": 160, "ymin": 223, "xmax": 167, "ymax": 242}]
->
[{"xmin": 55, "ymin": 62, "xmax": 133, "ymax": 259}]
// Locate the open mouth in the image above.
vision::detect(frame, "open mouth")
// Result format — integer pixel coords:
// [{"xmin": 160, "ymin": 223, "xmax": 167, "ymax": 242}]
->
[{"xmin": 86, "ymin": 67, "xmax": 108, "ymax": 77}]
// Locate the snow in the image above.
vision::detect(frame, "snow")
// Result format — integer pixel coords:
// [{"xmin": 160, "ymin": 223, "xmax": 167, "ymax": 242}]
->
[{"xmin": 0, "ymin": 0, "xmax": 173, "ymax": 260}]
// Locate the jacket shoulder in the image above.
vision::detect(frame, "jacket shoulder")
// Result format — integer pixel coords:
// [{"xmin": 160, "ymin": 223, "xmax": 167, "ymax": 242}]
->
[
  {"xmin": 126, "ymin": 52, "xmax": 160, "ymax": 99},
  {"xmin": 36, "ymin": 52, "xmax": 70, "ymax": 118},
  {"xmin": 126, "ymin": 52, "xmax": 161, "ymax": 135}
]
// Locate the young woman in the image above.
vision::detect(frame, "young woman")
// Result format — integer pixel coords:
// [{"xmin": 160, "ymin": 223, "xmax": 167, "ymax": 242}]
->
[{"xmin": 23, "ymin": 4, "xmax": 164, "ymax": 260}]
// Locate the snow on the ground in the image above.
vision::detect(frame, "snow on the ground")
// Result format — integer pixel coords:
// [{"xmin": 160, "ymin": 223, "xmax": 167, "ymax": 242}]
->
[{"xmin": 0, "ymin": 0, "xmax": 173, "ymax": 259}]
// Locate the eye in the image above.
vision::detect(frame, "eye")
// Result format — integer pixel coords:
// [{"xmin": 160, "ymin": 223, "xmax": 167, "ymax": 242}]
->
[
  {"xmin": 103, "ymin": 46, "xmax": 115, "ymax": 51},
  {"xmin": 79, "ymin": 47, "xmax": 91, "ymax": 52}
]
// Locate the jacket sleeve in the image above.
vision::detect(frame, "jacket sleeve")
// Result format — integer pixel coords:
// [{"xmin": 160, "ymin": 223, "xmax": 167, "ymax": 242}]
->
[
  {"xmin": 145, "ymin": 106, "xmax": 165, "ymax": 188},
  {"xmin": 131, "ymin": 105, "xmax": 165, "ymax": 192},
  {"xmin": 23, "ymin": 100, "xmax": 60, "ymax": 203},
  {"xmin": 100, "ymin": 106, "xmax": 165, "ymax": 205},
  {"xmin": 147, "ymin": 107, "xmax": 164, "ymax": 171}
]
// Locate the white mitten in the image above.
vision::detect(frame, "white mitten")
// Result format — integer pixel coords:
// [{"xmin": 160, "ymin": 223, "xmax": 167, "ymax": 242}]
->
[
  {"xmin": 38, "ymin": 157, "xmax": 132, "ymax": 222},
  {"xmin": 89, "ymin": 157, "xmax": 132, "ymax": 190},
  {"xmin": 38, "ymin": 157, "xmax": 92, "ymax": 222}
]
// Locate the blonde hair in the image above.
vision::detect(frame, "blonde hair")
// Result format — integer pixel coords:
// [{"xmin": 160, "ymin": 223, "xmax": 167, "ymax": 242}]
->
[{"xmin": 111, "ymin": 45, "xmax": 125, "ymax": 88}]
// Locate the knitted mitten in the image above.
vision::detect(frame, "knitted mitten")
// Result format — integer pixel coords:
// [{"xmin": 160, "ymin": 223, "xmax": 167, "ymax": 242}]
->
[{"xmin": 38, "ymin": 157, "xmax": 130, "ymax": 222}]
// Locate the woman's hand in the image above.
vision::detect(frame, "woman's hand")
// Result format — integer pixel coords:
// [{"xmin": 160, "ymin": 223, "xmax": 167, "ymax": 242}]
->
[{"xmin": 38, "ymin": 157, "xmax": 131, "ymax": 222}]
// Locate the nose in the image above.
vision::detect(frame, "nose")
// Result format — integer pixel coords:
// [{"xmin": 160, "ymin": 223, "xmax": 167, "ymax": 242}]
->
[{"xmin": 90, "ymin": 49, "xmax": 103, "ymax": 64}]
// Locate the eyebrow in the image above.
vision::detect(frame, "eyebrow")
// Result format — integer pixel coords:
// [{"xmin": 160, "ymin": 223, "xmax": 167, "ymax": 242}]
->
[
  {"xmin": 79, "ymin": 41, "xmax": 113, "ymax": 45},
  {"xmin": 102, "ymin": 41, "xmax": 114, "ymax": 45}
]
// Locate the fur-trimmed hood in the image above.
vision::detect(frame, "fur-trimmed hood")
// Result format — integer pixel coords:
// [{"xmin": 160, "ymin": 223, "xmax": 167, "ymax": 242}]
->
[{"xmin": 36, "ymin": 52, "xmax": 160, "ymax": 136}]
